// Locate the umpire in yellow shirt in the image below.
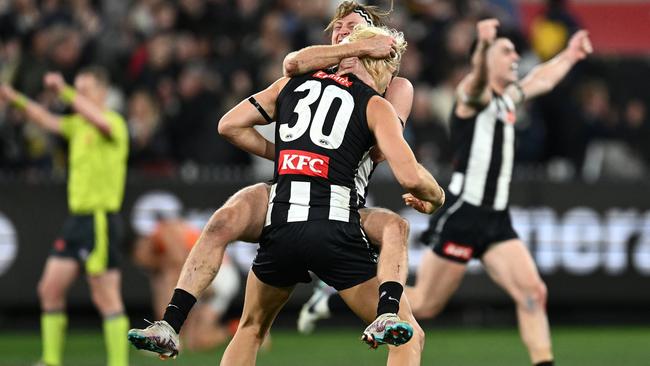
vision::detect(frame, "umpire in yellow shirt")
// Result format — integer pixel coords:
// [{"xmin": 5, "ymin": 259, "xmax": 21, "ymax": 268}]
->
[{"xmin": 0, "ymin": 66, "xmax": 129, "ymax": 366}]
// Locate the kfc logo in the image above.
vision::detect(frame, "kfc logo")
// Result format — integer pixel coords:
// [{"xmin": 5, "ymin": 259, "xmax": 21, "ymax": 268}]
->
[
  {"xmin": 279, "ymin": 150, "xmax": 330, "ymax": 178},
  {"xmin": 443, "ymin": 241, "xmax": 474, "ymax": 261}
]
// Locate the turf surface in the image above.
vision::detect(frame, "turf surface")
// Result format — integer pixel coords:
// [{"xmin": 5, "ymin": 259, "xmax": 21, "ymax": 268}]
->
[{"xmin": 3, "ymin": 326, "xmax": 648, "ymax": 366}]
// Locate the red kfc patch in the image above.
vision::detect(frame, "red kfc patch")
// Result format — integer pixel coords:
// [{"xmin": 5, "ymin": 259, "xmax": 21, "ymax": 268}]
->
[
  {"xmin": 278, "ymin": 150, "xmax": 329, "ymax": 178},
  {"xmin": 442, "ymin": 241, "xmax": 473, "ymax": 261}
]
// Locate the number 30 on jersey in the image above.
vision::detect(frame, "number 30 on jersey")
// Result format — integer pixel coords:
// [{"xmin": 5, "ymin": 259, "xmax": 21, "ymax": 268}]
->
[{"xmin": 279, "ymin": 80, "xmax": 354, "ymax": 150}]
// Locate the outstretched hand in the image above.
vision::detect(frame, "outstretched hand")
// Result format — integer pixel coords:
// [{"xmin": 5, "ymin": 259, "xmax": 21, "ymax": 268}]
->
[
  {"xmin": 476, "ymin": 18, "xmax": 499, "ymax": 44},
  {"xmin": 43, "ymin": 72, "xmax": 66, "ymax": 92},
  {"xmin": 402, "ymin": 193, "xmax": 436, "ymax": 214},
  {"xmin": 567, "ymin": 30, "xmax": 593, "ymax": 61}
]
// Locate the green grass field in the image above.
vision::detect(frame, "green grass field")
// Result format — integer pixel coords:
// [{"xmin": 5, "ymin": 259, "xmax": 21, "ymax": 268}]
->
[{"xmin": 4, "ymin": 326, "xmax": 648, "ymax": 366}]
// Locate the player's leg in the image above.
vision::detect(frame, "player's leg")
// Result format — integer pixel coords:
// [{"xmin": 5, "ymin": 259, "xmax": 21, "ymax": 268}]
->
[
  {"xmin": 176, "ymin": 183, "xmax": 269, "ymax": 297},
  {"xmin": 361, "ymin": 207, "xmax": 410, "ymax": 285},
  {"xmin": 406, "ymin": 250, "xmax": 467, "ymax": 319},
  {"xmin": 221, "ymin": 271, "xmax": 292, "ymax": 366},
  {"xmin": 37, "ymin": 257, "xmax": 79, "ymax": 366},
  {"xmin": 84, "ymin": 211, "xmax": 129, "ymax": 366},
  {"xmin": 339, "ymin": 278, "xmax": 424, "ymax": 366},
  {"xmin": 185, "ymin": 258, "xmax": 241, "ymax": 351},
  {"xmin": 482, "ymin": 239, "xmax": 553, "ymax": 365},
  {"xmin": 87, "ymin": 269, "xmax": 129, "ymax": 366},
  {"xmin": 297, "ymin": 207, "xmax": 409, "ymax": 333}
]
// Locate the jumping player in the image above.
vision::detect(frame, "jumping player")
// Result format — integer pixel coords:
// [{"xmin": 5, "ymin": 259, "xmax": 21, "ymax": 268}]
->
[
  {"xmin": 403, "ymin": 19, "xmax": 592, "ymax": 366},
  {"xmin": 129, "ymin": 25, "xmax": 443, "ymax": 364},
  {"xmin": 127, "ymin": 1, "xmax": 420, "ymax": 358}
]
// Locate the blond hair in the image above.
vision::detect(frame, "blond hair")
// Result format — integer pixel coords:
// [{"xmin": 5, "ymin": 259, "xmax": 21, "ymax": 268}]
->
[{"xmin": 347, "ymin": 25, "xmax": 407, "ymax": 93}]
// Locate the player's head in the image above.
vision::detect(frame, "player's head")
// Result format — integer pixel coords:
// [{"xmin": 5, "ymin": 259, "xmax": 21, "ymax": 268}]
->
[
  {"xmin": 487, "ymin": 37, "xmax": 520, "ymax": 86},
  {"xmin": 327, "ymin": 1, "xmax": 391, "ymax": 45},
  {"xmin": 74, "ymin": 65, "xmax": 110, "ymax": 104},
  {"xmin": 348, "ymin": 25, "xmax": 406, "ymax": 93}
]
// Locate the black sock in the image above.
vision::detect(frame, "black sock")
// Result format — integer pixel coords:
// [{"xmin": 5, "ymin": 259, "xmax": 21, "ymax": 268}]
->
[
  {"xmin": 327, "ymin": 293, "xmax": 349, "ymax": 316},
  {"xmin": 535, "ymin": 361, "xmax": 554, "ymax": 366},
  {"xmin": 376, "ymin": 281, "xmax": 403, "ymax": 316},
  {"xmin": 162, "ymin": 288, "xmax": 197, "ymax": 334}
]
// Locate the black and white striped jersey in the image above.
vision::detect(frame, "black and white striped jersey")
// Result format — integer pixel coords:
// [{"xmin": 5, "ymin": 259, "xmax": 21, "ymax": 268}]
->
[
  {"xmin": 265, "ymin": 70, "xmax": 378, "ymax": 226},
  {"xmin": 447, "ymin": 92, "xmax": 517, "ymax": 210}
]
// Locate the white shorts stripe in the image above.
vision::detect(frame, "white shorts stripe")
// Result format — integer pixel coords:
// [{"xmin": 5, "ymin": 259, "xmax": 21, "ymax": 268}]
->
[
  {"xmin": 265, "ymin": 183, "xmax": 277, "ymax": 226},
  {"xmin": 287, "ymin": 181, "xmax": 311, "ymax": 222},
  {"xmin": 329, "ymin": 185, "xmax": 351, "ymax": 222},
  {"xmin": 434, "ymin": 197, "xmax": 464, "ymax": 236}
]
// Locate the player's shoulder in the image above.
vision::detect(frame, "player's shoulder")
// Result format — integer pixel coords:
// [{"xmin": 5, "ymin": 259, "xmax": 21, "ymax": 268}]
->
[
  {"xmin": 387, "ymin": 77, "xmax": 413, "ymax": 94},
  {"xmin": 367, "ymin": 95, "xmax": 396, "ymax": 116}
]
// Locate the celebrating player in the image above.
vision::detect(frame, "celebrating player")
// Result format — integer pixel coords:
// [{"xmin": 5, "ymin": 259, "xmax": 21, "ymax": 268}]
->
[
  {"xmin": 127, "ymin": 1, "xmax": 419, "ymax": 359},
  {"xmin": 404, "ymin": 19, "xmax": 592, "ymax": 366},
  {"xmin": 220, "ymin": 24, "xmax": 439, "ymax": 364}
]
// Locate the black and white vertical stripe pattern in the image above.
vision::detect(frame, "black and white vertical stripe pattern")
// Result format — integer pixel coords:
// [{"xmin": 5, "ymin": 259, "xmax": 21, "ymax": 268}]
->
[
  {"xmin": 449, "ymin": 94, "xmax": 515, "ymax": 210},
  {"xmin": 354, "ymin": 150, "xmax": 374, "ymax": 206},
  {"xmin": 265, "ymin": 181, "xmax": 354, "ymax": 226}
]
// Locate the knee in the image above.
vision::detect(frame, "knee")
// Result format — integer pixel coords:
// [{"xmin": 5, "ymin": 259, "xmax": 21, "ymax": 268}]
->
[
  {"xmin": 204, "ymin": 206, "xmax": 239, "ymax": 241},
  {"xmin": 38, "ymin": 279, "xmax": 63, "ymax": 306},
  {"xmin": 385, "ymin": 215, "xmax": 410, "ymax": 243},
  {"xmin": 517, "ymin": 279, "xmax": 548, "ymax": 312},
  {"xmin": 237, "ymin": 320, "xmax": 267, "ymax": 344}
]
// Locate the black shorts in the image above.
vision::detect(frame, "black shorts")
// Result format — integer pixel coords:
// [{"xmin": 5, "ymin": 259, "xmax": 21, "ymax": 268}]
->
[
  {"xmin": 253, "ymin": 220, "xmax": 379, "ymax": 291},
  {"xmin": 50, "ymin": 212, "xmax": 124, "ymax": 275},
  {"xmin": 419, "ymin": 194, "xmax": 518, "ymax": 263}
]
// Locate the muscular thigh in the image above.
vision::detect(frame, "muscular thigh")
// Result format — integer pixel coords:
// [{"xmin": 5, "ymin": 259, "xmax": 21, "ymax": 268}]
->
[{"xmin": 221, "ymin": 183, "xmax": 270, "ymax": 243}]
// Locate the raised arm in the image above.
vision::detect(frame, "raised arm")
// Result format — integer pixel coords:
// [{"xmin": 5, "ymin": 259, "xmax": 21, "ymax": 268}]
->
[
  {"xmin": 218, "ymin": 77, "xmax": 290, "ymax": 161},
  {"xmin": 0, "ymin": 84, "xmax": 62, "ymax": 134},
  {"xmin": 510, "ymin": 30, "xmax": 592, "ymax": 102},
  {"xmin": 283, "ymin": 34, "xmax": 395, "ymax": 77},
  {"xmin": 367, "ymin": 96, "xmax": 444, "ymax": 213},
  {"xmin": 43, "ymin": 73, "xmax": 113, "ymax": 137},
  {"xmin": 455, "ymin": 18, "xmax": 499, "ymax": 117}
]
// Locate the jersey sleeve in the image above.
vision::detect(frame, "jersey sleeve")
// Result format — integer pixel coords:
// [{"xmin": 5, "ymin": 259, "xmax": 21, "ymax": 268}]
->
[
  {"xmin": 105, "ymin": 110, "xmax": 129, "ymax": 144},
  {"xmin": 59, "ymin": 115, "xmax": 78, "ymax": 139}
]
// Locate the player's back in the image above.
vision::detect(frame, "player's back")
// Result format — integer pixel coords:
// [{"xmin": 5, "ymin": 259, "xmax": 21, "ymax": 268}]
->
[{"xmin": 265, "ymin": 70, "xmax": 378, "ymax": 227}]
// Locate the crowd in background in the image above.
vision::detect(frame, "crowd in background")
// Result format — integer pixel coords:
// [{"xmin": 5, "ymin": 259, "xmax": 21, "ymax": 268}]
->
[{"xmin": 0, "ymin": 0, "xmax": 647, "ymax": 181}]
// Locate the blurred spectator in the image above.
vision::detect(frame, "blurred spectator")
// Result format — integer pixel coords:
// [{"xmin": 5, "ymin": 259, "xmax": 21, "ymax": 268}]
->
[
  {"xmin": 530, "ymin": 0, "xmax": 580, "ymax": 61},
  {"xmin": 127, "ymin": 89, "xmax": 171, "ymax": 172},
  {"xmin": 0, "ymin": 0, "xmax": 646, "ymax": 180}
]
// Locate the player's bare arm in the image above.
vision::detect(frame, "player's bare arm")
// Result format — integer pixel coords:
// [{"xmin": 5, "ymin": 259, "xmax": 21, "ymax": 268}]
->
[
  {"xmin": 368, "ymin": 76, "xmax": 413, "ymax": 163},
  {"xmin": 0, "ymin": 84, "xmax": 62, "ymax": 133},
  {"xmin": 43, "ymin": 72, "xmax": 114, "ymax": 137},
  {"xmin": 509, "ymin": 30, "xmax": 592, "ymax": 103},
  {"xmin": 218, "ymin": 77, "xmax": 290, "ymax": 161},
  {"xmin": 456, "ymin": 18, "xmax": 499, "ymax": 118},
  {"xmin": 283, "ymin": 34, "xmax": 395, "ymax": 77},
  {"xmin": 367, "ymin": 96, "xmax": 444, "ymax": 213}
]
